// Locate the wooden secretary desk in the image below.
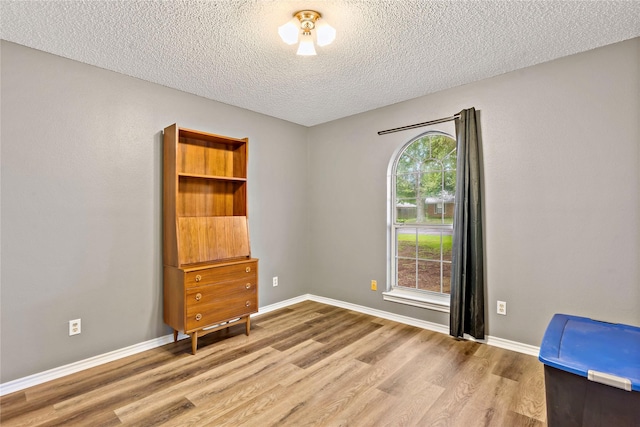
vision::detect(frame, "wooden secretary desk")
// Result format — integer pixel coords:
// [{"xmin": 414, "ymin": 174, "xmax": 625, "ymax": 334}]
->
[{"xmin": 162, "ymin": 124, "xmax": 258, "ymax": 354}]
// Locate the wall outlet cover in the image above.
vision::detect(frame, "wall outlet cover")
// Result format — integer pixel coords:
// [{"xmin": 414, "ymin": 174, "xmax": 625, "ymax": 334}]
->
[
  {"xmin": 497, "ymin": 301, "xmax": 507, "ymax": 315},
  {"xmin": 69, "ymin": 319, "xmax": 81, "ymax": 336}
]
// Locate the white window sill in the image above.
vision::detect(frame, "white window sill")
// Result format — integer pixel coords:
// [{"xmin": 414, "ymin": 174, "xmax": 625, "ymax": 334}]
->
[{"xmin": 382, "ymin": 288, "xmax": 450, "ymax": 313}]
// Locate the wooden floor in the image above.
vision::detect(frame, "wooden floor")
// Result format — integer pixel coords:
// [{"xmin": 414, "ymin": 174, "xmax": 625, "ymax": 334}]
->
[{"xmin": 0, "ymin": 301, "xmax": 546, "ymax": 426}]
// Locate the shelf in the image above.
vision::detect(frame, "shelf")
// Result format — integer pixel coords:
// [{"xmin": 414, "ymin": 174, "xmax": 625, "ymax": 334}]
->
[
  {"xmin": 178, "ymin": 173, "xmax": 247, "ymax": 182},
  {"xmin": 164, "ymin": 123, "xmax": 250, "ymax": 266},
  {"xmin": 179, "ymin": 127, "xmax": 247, "ymax": 146}
]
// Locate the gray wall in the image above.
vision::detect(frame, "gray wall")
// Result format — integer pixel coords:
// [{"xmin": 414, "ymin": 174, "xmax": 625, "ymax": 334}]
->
[
  {"xmin": 2, "ymin": 37, "xmax": 639, "ymax": 384},
  {"xmin": 0, "ymin": 41, "xmax": 309, "ymax": 383},
  {"xmin": 307, "ymin": 38, "xmax": 640, "ymax": 346}
]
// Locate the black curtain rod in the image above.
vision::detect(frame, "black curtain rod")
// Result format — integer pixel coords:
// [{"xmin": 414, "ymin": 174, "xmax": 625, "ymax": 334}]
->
[{"xmin": 377, "ymin": 114, "xmax": 460, "ymax": 135}]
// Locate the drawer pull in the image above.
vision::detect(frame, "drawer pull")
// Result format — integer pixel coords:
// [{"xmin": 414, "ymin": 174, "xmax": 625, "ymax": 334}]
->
[
  {"xmin": 245, "ymin": 301, "xmax": 251, "ymax": 307},
  {"xmin": 245, "ymin": 283, "xmax": 251, "ymax": 289},
  {"xmin": 195, "ymin": 293, "xmax": 202, "ymax": 301},
  {"xmin": 245, "ymin": 266, "xmax": 251, "ymax": 273},
  {"xmin": 195, "ymin": 275, "xmax": 202, "ymax": 282},
  {"xmin": 195, "ymin": 313, "xmax": 202, "ymax": 321}
]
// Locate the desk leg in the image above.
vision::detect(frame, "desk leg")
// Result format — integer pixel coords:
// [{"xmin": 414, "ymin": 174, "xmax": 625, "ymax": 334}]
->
[{"xmin": 191, "ymin": 331, "xmax": 198, "ymax": 355}]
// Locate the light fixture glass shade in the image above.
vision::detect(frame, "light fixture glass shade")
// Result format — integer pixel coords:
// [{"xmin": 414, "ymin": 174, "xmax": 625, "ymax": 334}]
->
[
  {"xmin": 296, "ymin": 33, "xmax": 316, "ymax": 56},
  {"xmin": 278, "ymin": 18, "xmax": 299, "ymax": 45},
  {"xmin": 315, "ymin": 21, "xmax": 336, "ymax": 47}
]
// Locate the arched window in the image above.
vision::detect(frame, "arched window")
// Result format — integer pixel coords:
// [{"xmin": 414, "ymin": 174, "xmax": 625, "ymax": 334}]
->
[{"xmin": 385, "ymin": 131, "xmax": 456, "ymax": 310}]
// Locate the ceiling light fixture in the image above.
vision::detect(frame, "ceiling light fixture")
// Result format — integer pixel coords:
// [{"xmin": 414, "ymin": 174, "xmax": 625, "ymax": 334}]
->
[{"xmin": 278, "ymin": 10, "xmax": 336, "ymax": 56}]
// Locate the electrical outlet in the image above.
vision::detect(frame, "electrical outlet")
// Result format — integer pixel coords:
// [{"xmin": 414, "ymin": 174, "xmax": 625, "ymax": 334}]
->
[
  {"xmin": 371, "ymin": 280, "xmax": 377, "ymax": 291},
  {"xmin": 497, "ymin": 301, "xmax": 507, "ymax": 315},
  {"xmin": 273, "ymin": 276, "xmax": 278, "ymax": 287},
  {"xmin": 69, "ymin": 319, "xmax": 81, "ymax": 336}
]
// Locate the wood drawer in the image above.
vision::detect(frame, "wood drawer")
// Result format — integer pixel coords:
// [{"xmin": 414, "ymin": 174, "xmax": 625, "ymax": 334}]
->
[
  {"xmin": 184, "ymin": 261, "xmax": 257, "ymax": 288},
  {"xmin": 186, "ymin": 279, "xmax": 256, "ymax": 308},
  {"xmin": 185, "ymin": 281, "xmax": 257, "ymax": 332}
]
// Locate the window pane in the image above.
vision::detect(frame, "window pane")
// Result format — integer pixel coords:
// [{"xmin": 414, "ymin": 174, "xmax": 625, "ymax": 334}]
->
[
  {"xmin": 432, "ymin": 135, "xmax": 456, "ymax": 160},
  {"xmin": 397, "ymin": 259, "xmax": 417, "ymax": 289},
  {"xmin": 443, "ymin": 170, "xmax": 456, "ymax": 200},
  {"xmin": 396, "ymin": 228, "xmax": 417, "ymax": 258},
  {"xmin": 396, "ymin": 173, "xmax": 418, "ymax": 197},
  {"xmin": 396, "ymin": 198, "xmax": 417, "ymax": 223},
  {"xmin": 396, "ymin": 154, "xmax": 418, "ymax": 175},
  {"xmin": 420, "ymin": 172, "xmax": 442, "ymax": 225},
  {"xmin": 416, "ymin": 230, "xmax": 442, "ymax": 261},
  {"xmin": 423, "ymin": 159, "xmax": 442, "ymax": 173},
  {"xmin": 396, "ymin": 173, "xmax": 418, "ymax": 224},
  {"xmin": 442, "ymin": 156, "xmax": 456, "ymax": 171},
  {"xmin": 442, "ymin": 232, "xmax": 453, "ymax": 261},
  {"xmin": 423, "ymin": 172, "xmax": 442, "ymax": 199},
  {"xmin": 417, "ymin": 260, "xmax": 441, "ymax": 292},
  {"xmin": 442, "ymin": 262, "xmax": 451, "ymax": 294}
]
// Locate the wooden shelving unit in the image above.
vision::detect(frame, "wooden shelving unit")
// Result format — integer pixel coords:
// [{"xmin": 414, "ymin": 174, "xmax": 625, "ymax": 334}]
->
[{"xmin": 163, "ymin": 124, "xmax": 258, "ymax": 354}]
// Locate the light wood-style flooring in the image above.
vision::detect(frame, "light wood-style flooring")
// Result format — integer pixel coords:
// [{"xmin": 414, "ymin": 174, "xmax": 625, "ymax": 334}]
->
[{"xmin": 0, "ymin": 301, "xmax": 547, "ymax": 426}]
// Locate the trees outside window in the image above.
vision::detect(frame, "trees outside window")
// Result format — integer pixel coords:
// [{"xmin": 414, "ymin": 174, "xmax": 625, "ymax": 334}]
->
[{"xmin": 392, "ymin": 132, "xmax": 456, "ymax": 295}]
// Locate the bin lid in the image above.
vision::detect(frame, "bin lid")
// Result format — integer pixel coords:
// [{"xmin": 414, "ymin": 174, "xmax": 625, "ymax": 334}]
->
[{"xmin": 539, "ymin": 314, "xmax": 640, "ymax": 392}]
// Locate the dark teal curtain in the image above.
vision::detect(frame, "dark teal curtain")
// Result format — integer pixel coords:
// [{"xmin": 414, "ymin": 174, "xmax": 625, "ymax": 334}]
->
[{"xmin": 449, "ymin": 108, "xmax": 485, "ymax": 339}]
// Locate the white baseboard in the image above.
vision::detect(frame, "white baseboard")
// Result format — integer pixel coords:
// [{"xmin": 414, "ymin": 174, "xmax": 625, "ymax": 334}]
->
[
  {"xmin": 0, "ymin": 334, "xmax": 178, "ymax": 396},
  {"xmin": 0, "ymin": 294, "xmax": 539, "ymax": 395},
  {"xmin": 307, "ymin": 294, "xmax": 451, "ymax": 334},
  {"xmin": 483, "ymin": 335, "xmax": 540, "ymax": 357},
  {"xmin": 0, "ymin": 297, "xmax": 304, "ymax": 396},
  {"xmin": 255, "ymin": 294, "xmax": 310, "ymax": 315},
  {"xmin": 306, "ymin": 294, "xmax": 540, "ymax": 357}
]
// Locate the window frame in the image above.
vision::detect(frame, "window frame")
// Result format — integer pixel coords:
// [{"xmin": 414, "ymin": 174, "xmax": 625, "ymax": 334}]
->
[{"xmin": 383, "ymin": 129, "xmax": 456, "ymax": 312}]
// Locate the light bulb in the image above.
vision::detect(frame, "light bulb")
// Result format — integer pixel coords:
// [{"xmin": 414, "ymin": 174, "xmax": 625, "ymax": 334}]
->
[
  {"xmin": 315, "ymin": 21, "xmax": 336, "ymax": 47},
  {"xmin": 278, "ymin": 18, "xmax": 299, "ymax": 45},
  {"xmin": 296, "ymin": 33, "xmax": 316, "ymax": 56}
]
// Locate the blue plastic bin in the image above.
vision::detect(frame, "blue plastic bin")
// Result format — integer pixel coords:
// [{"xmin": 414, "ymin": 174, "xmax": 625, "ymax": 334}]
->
[{"xmin": 539, "ymin": 314, "xmax": 640, "ymax": 426}]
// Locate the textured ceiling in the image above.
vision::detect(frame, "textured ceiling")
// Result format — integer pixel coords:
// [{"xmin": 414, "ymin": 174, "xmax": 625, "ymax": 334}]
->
[{"xmin": 1, "ymin": 1, "xmax": 639, "ymax": 126}]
